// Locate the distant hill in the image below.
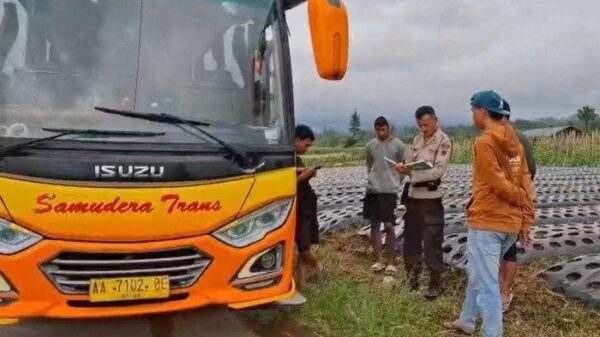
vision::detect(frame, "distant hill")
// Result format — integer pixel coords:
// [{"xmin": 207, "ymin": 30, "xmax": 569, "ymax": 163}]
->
[{"xmin": 316, "ymin": 116, "xmax": 599, "ymax": 147}]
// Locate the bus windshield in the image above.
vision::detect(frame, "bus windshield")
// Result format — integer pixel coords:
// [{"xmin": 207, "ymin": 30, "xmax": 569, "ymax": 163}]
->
[{"xmin": 0, "ymin": 0, "xmax": 289, "ymax": 145}]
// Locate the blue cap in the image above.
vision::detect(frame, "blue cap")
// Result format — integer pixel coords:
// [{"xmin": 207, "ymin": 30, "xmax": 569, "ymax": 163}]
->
[{"xmin": 471, "ymin": 90, "xmax": 509, "ymax": 115}]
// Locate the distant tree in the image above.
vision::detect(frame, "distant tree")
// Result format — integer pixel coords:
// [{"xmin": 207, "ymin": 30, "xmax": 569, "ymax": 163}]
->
[
  {"xmin": 513, "ymin": 118, "xmax": 565, "ymax": 130},
  {"xmin": 348, "ymin": 108, "xmax": 361, "ymax": 138},
  {"xmin": 576, "ymin": 106, "xmax": 598, "ymax": 131}
]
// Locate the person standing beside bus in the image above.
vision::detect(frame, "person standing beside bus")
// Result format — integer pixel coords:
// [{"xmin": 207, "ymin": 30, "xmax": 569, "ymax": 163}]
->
[
  {"xmin": 395, "ymin": 106, "xmax": 451, "ymax": 300},
  {"xmin": 295, "ymin": 124, "xmax": 324, "ymax": 290},
  {"xmin": 364, "ymin": 116, "xmax": 405, "ymax": 275}
]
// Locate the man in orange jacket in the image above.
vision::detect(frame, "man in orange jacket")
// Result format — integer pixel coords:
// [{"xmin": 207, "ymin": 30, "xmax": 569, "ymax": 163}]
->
[{"xmin": 445, "ymin": 91, "xmax": 535, "ymax": 337}]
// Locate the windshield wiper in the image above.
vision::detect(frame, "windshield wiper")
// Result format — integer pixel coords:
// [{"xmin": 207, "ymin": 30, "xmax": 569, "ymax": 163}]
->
[
  {"xmin": 0, "ymin": 128, "xmax": 165, "ymax": 158},
  {"xmin": 94, "ymin": 106, "xmax": 265, "ymax": 173},
  {"xmin": 95, "ymin": 106, "xmax": 210, "ymax": 126},
  {"xmin": 42, "ymin": 128, "xmax": 166, "ymax": 138}
]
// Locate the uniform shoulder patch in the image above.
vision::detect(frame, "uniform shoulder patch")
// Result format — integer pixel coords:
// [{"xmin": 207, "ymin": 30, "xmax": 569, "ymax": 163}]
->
[{"xmin": 440, "ymin": 136, "xmax": 452, "ymax": 156}]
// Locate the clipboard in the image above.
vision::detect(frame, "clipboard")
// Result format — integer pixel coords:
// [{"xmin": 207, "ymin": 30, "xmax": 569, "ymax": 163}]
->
[
  {"xmin": 406, "ymin": 160, "xmax": 434, "ymax": 170},
  {"xmin": 385, "ymin": 157, "xmax": 433, "ymax": 170}
]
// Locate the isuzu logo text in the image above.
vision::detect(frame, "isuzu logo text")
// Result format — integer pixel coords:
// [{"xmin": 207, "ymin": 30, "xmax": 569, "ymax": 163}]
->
[{"xmin": 94, "ymin": 165, "xmax": 165, "ymax": 179}]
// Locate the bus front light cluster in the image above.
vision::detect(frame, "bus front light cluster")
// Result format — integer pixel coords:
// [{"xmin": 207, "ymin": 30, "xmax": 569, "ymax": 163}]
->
[
  {"xmin": 231, "ymin": 244, "xmax": 284, "ymax": 291},
  {"xmin": 0, "ymin": 218, "xmax": 43, "ymax": 255},
  {"xmin": 212, "ymin": 199, "xmax": 293, "ymax": 248}
]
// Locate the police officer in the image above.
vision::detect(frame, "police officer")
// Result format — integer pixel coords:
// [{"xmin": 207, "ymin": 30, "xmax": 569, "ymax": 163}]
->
[{"xmin": 395, "ymin": 106, "xmax": 451, "ymax": 300}]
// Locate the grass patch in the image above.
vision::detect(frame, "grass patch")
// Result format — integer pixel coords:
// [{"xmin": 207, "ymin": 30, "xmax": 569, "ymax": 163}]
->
[{"xmin": 250, "ymin": 232, "xmax": 600, "ymax": 337}]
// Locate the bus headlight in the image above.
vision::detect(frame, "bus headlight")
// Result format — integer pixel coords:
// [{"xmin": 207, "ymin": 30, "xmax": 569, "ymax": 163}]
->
[
  {"xmin": 213, "ymin": 199, "xmax": 293, "ymax": 248},
  {"xmin": 0, "ymin": 219, "xmax": 42, "ymax": 255}
]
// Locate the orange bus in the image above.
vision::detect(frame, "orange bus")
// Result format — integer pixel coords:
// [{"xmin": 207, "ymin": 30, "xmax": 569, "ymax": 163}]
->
[{"xmin": 0, "ymin": 0, "xmax": 347, "ymax": 319}]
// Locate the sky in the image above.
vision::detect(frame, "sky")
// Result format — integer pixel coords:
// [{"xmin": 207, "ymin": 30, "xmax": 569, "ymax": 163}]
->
[{"xmin": 286, "ymin": 0, "xmax": 600, "ymax": 131}]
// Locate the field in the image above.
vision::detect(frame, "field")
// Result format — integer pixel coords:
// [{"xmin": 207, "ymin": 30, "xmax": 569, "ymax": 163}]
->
[
  {"xmin": 250, "ymin": 164, "xmax": 600, "ymax": 337},
  {"xmin": 251, "ymin": 234, "xmax": 600, "ymax": 337},
  {"xmin": 303, "ymin": 132, "xmax": 600, "ymax": 168}
]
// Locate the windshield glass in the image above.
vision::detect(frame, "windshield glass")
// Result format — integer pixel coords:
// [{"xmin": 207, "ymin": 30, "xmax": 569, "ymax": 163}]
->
[{"xmin": 0, "ymin": 0, "xmax": 289, "ymax": 145}]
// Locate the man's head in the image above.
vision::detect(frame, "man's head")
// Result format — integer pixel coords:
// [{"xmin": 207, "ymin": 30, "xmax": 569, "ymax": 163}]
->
[
  {"xmin": 374, "ymin": 116, "xmax": 391, "ymax": 141},
  {"xmin": 415, "ymin": 106, "xmax": 439, "ymax": 138},
  {"xmin": 470, "ymin": 90, "xmax": 510, "ymax": 129},
  {"xmin": 295, "ymin": 124, "xmax": 315, "ymax": 155}
]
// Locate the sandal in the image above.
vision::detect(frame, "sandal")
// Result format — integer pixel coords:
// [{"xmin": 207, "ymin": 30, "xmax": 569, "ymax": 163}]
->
[
  {"xmin": 442, "ymin": 320, "xmax": 475, "ymax": 335},
  {"xmin": 385, "ymin": 265, "xmax": 398, "ymax": 276},
  {"xmin": 371, "ymin": 262, "xmax": 386, "ymax": 273}
]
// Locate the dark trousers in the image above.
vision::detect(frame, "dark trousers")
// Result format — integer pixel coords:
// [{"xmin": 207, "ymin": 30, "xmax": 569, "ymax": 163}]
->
[{"xmin": 403, "ymin": 198, "xmax": 446, "ymax": 280}]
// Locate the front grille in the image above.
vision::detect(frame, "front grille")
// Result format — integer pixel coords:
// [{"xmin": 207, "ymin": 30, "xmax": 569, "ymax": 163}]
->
[{"xmin": 41, "ymin": 247, "xmax": 211, "ymax": 295}]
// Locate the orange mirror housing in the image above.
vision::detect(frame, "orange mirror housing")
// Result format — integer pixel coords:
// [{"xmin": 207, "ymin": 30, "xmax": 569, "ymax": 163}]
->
[{"xmin": 308, "ymin": 0, "xmax": 349, "ymax": 80}]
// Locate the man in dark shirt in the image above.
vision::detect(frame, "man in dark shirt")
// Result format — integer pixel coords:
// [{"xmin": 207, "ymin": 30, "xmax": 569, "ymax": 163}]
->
[
  {"xmin": 295, "ymin": 124, "xmax": 324, "ymax": 290},
  {"xmin": 499, "ymin": 101, "xmax": 536, "ymax": 312}
]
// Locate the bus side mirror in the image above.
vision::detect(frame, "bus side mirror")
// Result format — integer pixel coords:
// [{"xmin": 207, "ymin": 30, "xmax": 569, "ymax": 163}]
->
[{"xmin": 308, "ymin": 0, "xmax": 349, "ymax": 80}]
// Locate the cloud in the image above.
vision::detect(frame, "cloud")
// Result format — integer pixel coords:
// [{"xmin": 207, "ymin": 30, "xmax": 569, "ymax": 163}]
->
[{"xmin": 286, "ymin": 0, "xmax": 600, "ymax": 130}]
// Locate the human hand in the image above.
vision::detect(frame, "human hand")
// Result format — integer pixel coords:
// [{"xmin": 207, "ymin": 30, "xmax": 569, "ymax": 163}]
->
[
  {"xmin": 395, "ymin": 163, "xmax": 410, "ymax": 175},
  {"xmin": 518, "ymin": 229, "xmax": 532, "ymax": 246},
  {"xmin": 299, "ymin": 168, "xmax": 317, "ymax": 181}
]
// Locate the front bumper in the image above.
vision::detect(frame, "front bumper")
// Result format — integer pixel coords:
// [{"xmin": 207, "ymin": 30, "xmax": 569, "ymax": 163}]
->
[{"xmin": 0, "ymin": 222, "xmax": 296, "ymax": 319}]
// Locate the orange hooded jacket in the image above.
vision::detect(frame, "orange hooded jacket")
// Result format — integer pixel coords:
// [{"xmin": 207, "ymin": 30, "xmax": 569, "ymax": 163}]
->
[{"xmin": 467, "ymin": 124, "xmax": 535, "ymax": 234}]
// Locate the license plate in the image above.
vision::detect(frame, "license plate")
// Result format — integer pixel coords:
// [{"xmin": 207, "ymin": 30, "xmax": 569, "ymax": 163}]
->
[{"xmin": 89, "ymin": 275, "xmax": 170, "ymax": 303}]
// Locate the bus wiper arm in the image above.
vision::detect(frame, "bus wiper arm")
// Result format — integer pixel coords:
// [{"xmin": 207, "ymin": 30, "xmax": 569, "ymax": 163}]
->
[
  {"xmin": 0, "ymin": 128, "xmax": 165, "ymax": 158},
  {"xmin": 94, "ymin": 106, "xmax": 264, "ymax": 173},
  {"xmin": 42, "ymin": 128, "xmax": 166, "ymax": 138},
  {"xmin": 94, "ymin": 106, "xmax": 210, "ymax": 126}
]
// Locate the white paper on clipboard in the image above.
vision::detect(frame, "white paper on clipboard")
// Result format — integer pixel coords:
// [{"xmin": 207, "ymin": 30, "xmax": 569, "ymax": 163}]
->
[{"xmin": 406, "ymin": 160, "xmax": 434, "ymax": 170}]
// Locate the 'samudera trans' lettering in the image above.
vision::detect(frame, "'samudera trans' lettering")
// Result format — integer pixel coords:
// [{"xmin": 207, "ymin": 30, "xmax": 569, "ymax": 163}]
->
[{"xmin": 34, "ymin": 193, "xmax": 222, "ymax": 214}]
